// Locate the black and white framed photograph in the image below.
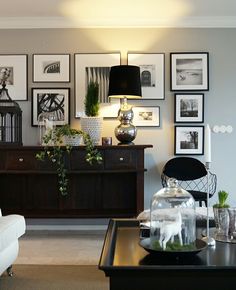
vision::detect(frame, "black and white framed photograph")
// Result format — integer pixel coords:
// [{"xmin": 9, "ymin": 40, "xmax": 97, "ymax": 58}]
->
[
  {"xmin": 175, "ymin": 93, "xmax": 204, "ymax": 123},
  {"xmin": 32, "ymin": 88, "xmax": 70, "ymax": 126},
  {"xmin": 0, "ymin": 54, "xmax": 27, "ymax": 100},
  {"xmin": 127, "ymin": 53, "xmax": 165, "ymax": 99},
  {"xmin": 33, "ymin": 54, "xmax": 70, "ymax": 82},
  {"xmin": 170, "ymin": 52, "xmax": 209, "ymax": 91},
  {"xmin": 133, "ymin": 106, "xmax": 160, "ymax": 127},
  {"xmin": 74, "ymin": 53, "xmax": 121, "ymax": 118},
  {"xmin": 175, "ymin": 125, "xmax": 204, "ymax": 155}
]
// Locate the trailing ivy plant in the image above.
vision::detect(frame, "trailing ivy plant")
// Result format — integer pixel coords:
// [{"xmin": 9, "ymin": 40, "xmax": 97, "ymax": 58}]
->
[{"xmin": 36, "ymin": 124, "xmax": 102, "ymax": 196}]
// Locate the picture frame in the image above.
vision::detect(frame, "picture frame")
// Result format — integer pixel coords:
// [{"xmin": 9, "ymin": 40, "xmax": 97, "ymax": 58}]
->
[
  {"xmin": 74, "ymin": 53, "xmax": 121, "ymax": 118},
  {"xmin": 33, "ymin": 54, "xmax": 70, "ymax": 82},
  {"xmin": 133, "ymin": 106, "xmax": 160, "ymax": 127},
  {"xmin": 127, "ymin": 53, "xmax": 165, "ymax": 100},
  {"xmin": 31, "ymin": 88, "xmax": 70, "ymax": 127},
  {"xmin": 0, "ymin": 54, "xmax": 28, "ymax": 101},
  {"xmin": 175, "ymin": 125, "xmax": 204, "ymax": 155},
  {"xmin": 170, "ymin": 52, "xmax": 209, "ymax": 91},
  {"xmin": 174, "ymin": 93, "xmax": 204, "ymax": 123}
]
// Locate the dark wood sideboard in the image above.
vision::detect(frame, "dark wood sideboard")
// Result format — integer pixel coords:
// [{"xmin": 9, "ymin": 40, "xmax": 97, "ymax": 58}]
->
[{"xmin": 0, "ymin": 145, "xmax": 152, "ymax": 218}]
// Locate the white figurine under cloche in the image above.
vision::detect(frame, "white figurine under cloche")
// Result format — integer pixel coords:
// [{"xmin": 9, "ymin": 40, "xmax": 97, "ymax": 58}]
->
[{"xmin": 150, "ymin": 178, "xmax": 196, "ymax": 251}]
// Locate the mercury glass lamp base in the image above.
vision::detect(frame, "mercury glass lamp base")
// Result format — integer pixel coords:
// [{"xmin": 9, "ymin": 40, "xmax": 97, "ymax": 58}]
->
[{"xmin": 202, "ymin": 236, "xmax": 216, "ymax": 246}]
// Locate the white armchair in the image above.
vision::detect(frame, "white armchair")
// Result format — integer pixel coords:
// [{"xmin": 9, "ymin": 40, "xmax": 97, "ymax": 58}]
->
[{"xmin": 0, "ymin": 209, "xmax": 25, "ymax": 276}]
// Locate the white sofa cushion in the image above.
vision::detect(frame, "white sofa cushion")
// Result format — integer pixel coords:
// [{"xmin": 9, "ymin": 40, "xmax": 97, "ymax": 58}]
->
[{"xmin": 0, "ymin": 215, "xmax": 25, "ymax": 252}]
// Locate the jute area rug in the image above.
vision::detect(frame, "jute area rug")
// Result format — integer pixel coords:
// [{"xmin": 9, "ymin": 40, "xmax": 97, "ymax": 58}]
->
[{"xmin": 0, "ymin": 265, "xmax": 109, "ymax": 290}]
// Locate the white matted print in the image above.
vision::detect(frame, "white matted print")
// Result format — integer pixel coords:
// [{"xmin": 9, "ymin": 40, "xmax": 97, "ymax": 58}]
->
[
  {"xmin": 32, "ymin": 88, "xmax": 70, "ymax": 126},
  {"xmin": 171, "ymin": 52, "xmax": 209, "ymax": 91},
  {"xmin": 127, "ymin": 53, "xmax": 165, "ymax": 100},
  {"xmin": 75, "ymin": 53, "xmax": 121, "ymax": 118},
  {"xmin": 175, "ymin": 126, "xmax": 204, "ymax": 155},
  {"xmin": 133, "ymin": 106, "xmax": 160, "ymax": 127},
  {"xmin": 0, "ymin": 54, "xmax": 27, "ymax": 100},
  {"xmin": 175, "ymin": 93, "xmax": 204, "ymax": 123},
  {"xmin": 33, "ymin": 54, "xmax": 70, "ymax": 82}
]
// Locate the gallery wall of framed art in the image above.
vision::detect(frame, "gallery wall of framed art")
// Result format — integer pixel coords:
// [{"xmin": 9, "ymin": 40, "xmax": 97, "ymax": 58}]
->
[{"xmin": 0, "ymin": 49, "xmax": 210, "ymax": 156}]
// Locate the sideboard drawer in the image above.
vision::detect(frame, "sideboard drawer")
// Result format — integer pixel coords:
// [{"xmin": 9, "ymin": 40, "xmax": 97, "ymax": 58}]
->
[
  {"xmin": 5, "ymin": 151, "xmax": 37, "ymax": 170},
  {"xmin": 70, "ymin": 150, "xmax": 104, "ymax": 170},
  {"xmin": 105, "ymin": 150, "xmax": 137, "ymax": 169}
]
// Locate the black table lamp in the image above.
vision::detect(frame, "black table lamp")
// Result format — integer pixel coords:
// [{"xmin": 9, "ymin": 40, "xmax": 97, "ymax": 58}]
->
[{"xmin": 108, "ymin": 65, "xmax": 142, "ymax": 144}]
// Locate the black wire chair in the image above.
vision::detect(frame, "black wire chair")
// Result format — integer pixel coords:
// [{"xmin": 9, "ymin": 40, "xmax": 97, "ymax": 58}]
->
[{"xmin": 161, "ymin": 157, "xmax": 217, "ymax": 207}]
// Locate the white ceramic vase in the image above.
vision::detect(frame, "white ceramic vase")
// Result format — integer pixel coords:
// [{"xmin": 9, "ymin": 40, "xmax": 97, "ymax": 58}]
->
[
  {"xmin": 64, "ymin": 135, "xmax": 83, "ymax": 146},
  {"xmin": 80, "ymin": 116, "xmax": 103, "ymax": 145}
]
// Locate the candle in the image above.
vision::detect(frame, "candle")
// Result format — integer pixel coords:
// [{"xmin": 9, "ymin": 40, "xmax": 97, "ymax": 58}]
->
[{"xmin": 205, "ymin": 124, "xmax": 211, "ymax": 163}]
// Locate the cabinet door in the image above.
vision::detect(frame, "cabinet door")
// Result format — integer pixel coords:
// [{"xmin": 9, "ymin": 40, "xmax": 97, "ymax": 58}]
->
[
  {"xmin": 0, "ymin": 175, "xmax": 25, "ymax": 211},
  {"xmin": 102, "ymin": 173, "xmax": 137, "ymax": 214},
  {"xmin": 65, "ymin": 174, "xmax": 102, "ymax": 210},
  {"xmin": 70, "ymin": 150, "xmax": 104, "ymax": 170},
  {"xmin": 26, "ymin": 175, "xmax": 59, "ymax": 210}
]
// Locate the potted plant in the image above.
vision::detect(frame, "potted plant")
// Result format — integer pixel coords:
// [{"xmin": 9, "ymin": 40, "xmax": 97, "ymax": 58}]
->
[
  {"xmin": 80, "ymin": 81, "xmax": 103, "ymax": 145},
  {"xmin": 213, "ymin": 190, "xmax": 230, "ymax": 236},
  {"xmin": 36, "ymin": 124, "xmax": 102, "ymax": 196}
]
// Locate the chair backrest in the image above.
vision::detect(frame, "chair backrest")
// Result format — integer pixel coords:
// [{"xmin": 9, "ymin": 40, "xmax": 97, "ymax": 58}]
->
[
  {"xmin": 161, "ymin": 157, "xmax": 217, "ymax": 199},
  {"xmin": 162, "ymin": 157, "xmax": 207, "ymax": 181}
]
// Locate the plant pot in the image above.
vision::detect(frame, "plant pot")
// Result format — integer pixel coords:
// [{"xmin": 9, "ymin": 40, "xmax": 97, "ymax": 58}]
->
[
  {"xmin": 80, "ymin": 116, "xmax": 103, "ymax": 145},
  {"xmin": 64, "ymin": 135, "xmax": 83, "ymax": 146},
  {"xmin": 213, "ymin": 207, "xmax": 229, "ymax": 236}
]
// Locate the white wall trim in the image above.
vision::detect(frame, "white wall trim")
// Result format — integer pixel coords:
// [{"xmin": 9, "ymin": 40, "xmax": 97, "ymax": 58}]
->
[{"xmin": 1, "ymin": 16, "xmax": 236, "ymax": 29}]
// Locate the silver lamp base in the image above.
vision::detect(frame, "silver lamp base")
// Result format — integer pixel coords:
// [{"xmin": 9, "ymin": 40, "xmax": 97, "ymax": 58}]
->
[
  {"xmin": 115, "ymin": 124, "xmax": 136, "ymax": 144},
  {"xmin": 115, "ymin": 101, "xmax": 137, "ymax": 144}
]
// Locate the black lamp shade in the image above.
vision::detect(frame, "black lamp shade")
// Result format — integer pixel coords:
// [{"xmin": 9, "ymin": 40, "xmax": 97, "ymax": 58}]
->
[{"xmin": 108, "ymin": 65, "xmax": 142, "ymax": 98}]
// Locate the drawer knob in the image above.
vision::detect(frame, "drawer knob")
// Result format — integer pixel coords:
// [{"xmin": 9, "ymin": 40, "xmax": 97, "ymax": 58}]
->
[
  {"xmin": 119, "ymin": 157, "xmax": 124, "ymax": 161},
  {"xmin": 18, "ymin": 158, "xmax": 24, "ymax": 162}
]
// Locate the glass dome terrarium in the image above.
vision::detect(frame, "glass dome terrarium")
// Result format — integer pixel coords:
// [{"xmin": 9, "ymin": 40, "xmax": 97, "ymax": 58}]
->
[
  {"xmin": 150, "ymin": 178, "xmax": 196, "ymax": 252},
  {"xmin": 38, "ymin": 111, "xmax": 57, "ymax": 145}
]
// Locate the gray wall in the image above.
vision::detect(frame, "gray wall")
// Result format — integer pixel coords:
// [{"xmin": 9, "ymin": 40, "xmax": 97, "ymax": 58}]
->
[{"xmin": 1, "ymin": 28, "xmax": 235, "ymax": 209}]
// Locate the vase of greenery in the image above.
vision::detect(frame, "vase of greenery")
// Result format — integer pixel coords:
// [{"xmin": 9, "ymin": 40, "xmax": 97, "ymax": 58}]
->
[
  {"xmin": 80, "ymin": 81, "xmax": 103, "ymax": 145},
  {"xmin": 213, "ymin": 190, "xmax": 230, "ymax": 236},
  {"xmin": 36, "ymin": 124, "xmax": 102, "ymax": 196}
]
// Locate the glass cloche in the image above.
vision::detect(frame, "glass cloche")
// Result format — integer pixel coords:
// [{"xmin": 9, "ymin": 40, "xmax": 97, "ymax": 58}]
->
[
  {"xmin": 38, "ymin": 111, "xmax": 57, "ymax": 145},
  {"xmin": 150, "ymin": 178, "xmax": 196, "ymax": 251}
]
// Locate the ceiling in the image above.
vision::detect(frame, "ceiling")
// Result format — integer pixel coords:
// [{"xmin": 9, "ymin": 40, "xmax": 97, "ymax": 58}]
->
[{"xmin": 1, "ymin": 0, "xmax": 236, "ymax": 28}]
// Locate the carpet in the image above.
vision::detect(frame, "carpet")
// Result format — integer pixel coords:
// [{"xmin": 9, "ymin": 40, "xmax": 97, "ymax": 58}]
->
[{"xmin": 0, "ymin": 265, "xmax": 109, "ymax": 290}]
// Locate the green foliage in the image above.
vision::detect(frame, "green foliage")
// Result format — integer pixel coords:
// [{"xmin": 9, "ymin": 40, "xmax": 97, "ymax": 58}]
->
[
  {"xmin": 84, "ymin": 81, "xmax": 99, "ymax": 117},
  {"xmin": 36, "ymin": 125, "xmax": 102, "ymax": 196},
  {"xmin": 152, "ymin": 240, "xmax": 196, "ymax": 251},
  {"xmin": 213, "ymin": 190, "xmax": 230, "ymax": 208}
]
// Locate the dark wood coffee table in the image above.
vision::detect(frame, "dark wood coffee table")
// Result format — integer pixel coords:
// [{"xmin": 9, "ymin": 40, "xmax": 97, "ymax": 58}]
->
[{"xmin": 99, "ymin": 219, "xmax": 236, "ymax": 290}]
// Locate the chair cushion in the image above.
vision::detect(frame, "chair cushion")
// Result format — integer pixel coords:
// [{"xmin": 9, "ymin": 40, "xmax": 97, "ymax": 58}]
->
[{"xmin": 0, "ymin": 215, "xmax": 25, "ymax": 252}]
